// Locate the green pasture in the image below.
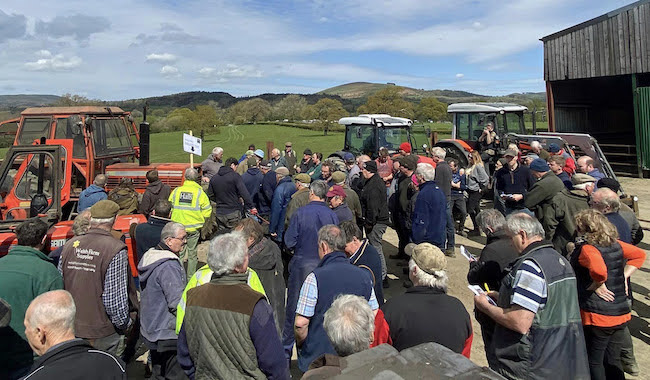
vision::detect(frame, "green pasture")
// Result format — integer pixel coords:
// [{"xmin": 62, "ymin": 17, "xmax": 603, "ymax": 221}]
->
[{"xmin": 150, "ymin": 124, "xmax": 346, "ymax": 163}]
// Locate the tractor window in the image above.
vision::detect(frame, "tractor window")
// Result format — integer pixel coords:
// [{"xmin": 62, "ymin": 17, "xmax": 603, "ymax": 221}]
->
[
  {"xmin": 381, "ymin": 127, "xmax": 409, "ymax": 151},
  {"xmin": 55, "ymin": 116, "xmax": 86, "ymax": 158},
  {"xmin": 92, "ymin": 118, "xmax": 134, "ymax": 157},
  {"xmin": 505, "ymin": 112, "xmax": 524, "ymax": 134},
  {"xmin": 346, "ymin": 125, "xmax": 375, "ymax": 155},
  {"xmin": 455, "ymin": 113, "xmax": 470, "ymax": 140},
  {"xmin": 15, "ymin": 152, "xmax": 55, "ymax": 201},
  {"xmin": 18, "ymin": 118, "xmax": 52, "ymax": 145}
]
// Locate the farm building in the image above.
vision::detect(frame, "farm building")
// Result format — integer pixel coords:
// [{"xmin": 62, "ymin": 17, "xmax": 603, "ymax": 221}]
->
[{"xmin": 542, "ymin": 0, "xmax": 650, "ymax": 177}]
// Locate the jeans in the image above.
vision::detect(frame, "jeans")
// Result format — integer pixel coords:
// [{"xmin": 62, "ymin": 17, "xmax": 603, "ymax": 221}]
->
[
  {"xmin": 467, "ymin": 190, "xmax": 482, "ymax": 231},
  {"xmin": 445, "ymin": 200, "xmax": 455, "ymax": 250},
  {"xmin": 282, "ymin": 258, "xmax": 319, "ymax": 362},
  {"xmin": 583, "ymin": 324, "xmax": 626, "ymax": 380},
  {"xmin": 366, "ymin": 223, "xmax": 387, "ymax": 280},
  {"xmin": 180, "ymin": 230, "xmax": 200, "ymax": 278}
]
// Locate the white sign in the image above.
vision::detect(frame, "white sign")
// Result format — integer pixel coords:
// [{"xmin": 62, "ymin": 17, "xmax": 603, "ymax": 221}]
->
[{"xmin": 183, "ymin": 133, "xmax": 202, "ymax": 156}]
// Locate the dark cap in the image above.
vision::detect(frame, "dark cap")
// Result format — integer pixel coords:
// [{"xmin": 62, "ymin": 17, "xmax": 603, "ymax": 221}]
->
[
  {"xmin": 398, "ymin": 155, "xmax": 417, "ymax": 170},
  {"xmin": 529, "ymin": 158, "xmax": 550, "ymax": 172},
  {"xmin": 504, "ymin": 149, "xmax": 518, "ymax": 157},
  {"xmin": 90, "ymin": 200, "xmax": 120, "ymax": 219},
  {"xmin": 247, "ymin": 156, "xmax": 258, "ymax": 167},
  {"xmin": 363, "ymin": 161, "xmax": 378, "ymax": 173},
  {"xmin": 304, "ymin": 149, "xmax": 313, "ymax": 155},
  {"xmin": 343, "ymin": 152, "xmax": 355, "ymax": 163},
  {"xmin": 597, "ymin": 178, "xmax": 620, "ymax": 192},
  {"xmin": 260, "ymin": 159, "xmax": 270, "ymax": 168},
  {"xmin": 326, "ymin": 185, "xmax": 346, "ymax": 198},
  {"xmin": 548, "ymin": 143, "xmax": 561, "ymax": 153}
]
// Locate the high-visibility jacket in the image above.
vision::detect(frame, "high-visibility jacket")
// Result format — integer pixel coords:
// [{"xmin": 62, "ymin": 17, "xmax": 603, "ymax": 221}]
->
[
  {"xmin": 175, "ymin": 265, "xmax": 266, "ymax": 333},
  {"xmin": 168, "ymin": 180, "xmax": 212, "ymax": 232}
]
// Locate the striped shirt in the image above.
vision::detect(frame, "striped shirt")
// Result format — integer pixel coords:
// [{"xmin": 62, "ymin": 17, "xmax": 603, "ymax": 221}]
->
[
  {"xmin": 511, "ymin": 259, "xmax": 547, "ymax": 313},
  {"xmin": 296, "ymin": 273, "xmax": 379, "ymax": 317}
]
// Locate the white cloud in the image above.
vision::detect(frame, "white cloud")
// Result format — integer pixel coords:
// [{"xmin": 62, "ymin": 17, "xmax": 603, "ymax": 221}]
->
[
  {"xmin": 198, "ymin": 64, "xmax": 263, "ymax": 81},
  {"xmin": 455, "ymin": 73, "xmax": 464, "ymax": 78},
  {"xmin": 198, "ymin": 67, "xmax": 215, "ymax": 76},
  {"xmin": 24, "ymin": 50, "xmax": 81, "ymax": 71},
  {"xmin": 146, "ymin": 53, "xmax": 177, "ymax": 63},
  {"xmin": 160, "ymin": 65, "xmax": 180, "ymax": 77}
]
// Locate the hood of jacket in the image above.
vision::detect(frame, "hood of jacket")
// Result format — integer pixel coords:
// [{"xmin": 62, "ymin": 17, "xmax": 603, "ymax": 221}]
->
[
  {"xmin": 138, "ymin": 247, "xmax": 181, "ymax": 282},
  {"xmin": 146, "ymin": 180, "xmax": 165, "ymax": 195},
  {"xmin": 246, "ymin": 167, "xmax": 261, "ymax": 176},
  {"xmin": 82, "ymin": 184, "xmax": 105, "ymax": 196},
  {"xmin": 248, "ymin": 237, "xmax": 281, "ymax": 271},
  {"xmin": 217, "ymin": 165, "xmax": 234, "ymax": 176}
]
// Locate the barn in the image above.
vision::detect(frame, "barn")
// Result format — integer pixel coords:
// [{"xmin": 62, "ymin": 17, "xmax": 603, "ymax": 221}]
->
[{"xmin": 542, "ymin": 0, "xmax": 650, "ymax": 177}]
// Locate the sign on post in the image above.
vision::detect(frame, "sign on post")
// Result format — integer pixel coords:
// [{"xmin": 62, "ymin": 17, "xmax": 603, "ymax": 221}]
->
[{"xmin": 183, "ymin": 133, "xmax": 202, "ymax": 156}]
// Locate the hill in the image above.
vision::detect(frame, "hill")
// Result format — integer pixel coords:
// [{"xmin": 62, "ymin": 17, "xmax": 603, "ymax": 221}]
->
[
  {"xmin": 0, "ymin": 94, "xmax": 61, "ymax": 110},
  {"xmin": 319, "ymin": 82, "xmax": 546, "ymax": 107}
]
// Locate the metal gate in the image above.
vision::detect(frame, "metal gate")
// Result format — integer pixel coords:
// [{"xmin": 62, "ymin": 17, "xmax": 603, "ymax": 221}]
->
[{"xmin": 634, "ymin": 86, "xmax": 650, "ymax": 173}]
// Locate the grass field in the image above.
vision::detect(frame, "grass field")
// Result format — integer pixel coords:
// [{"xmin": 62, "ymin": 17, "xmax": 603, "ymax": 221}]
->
[{"xmin": 150, "ymin": 124, "xmax": 346, "ymax": 163}]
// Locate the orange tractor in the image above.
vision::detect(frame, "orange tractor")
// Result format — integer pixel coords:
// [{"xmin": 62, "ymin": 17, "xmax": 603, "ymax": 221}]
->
[{"xmin": 0, "ymin": 106, "xmax": 190, "ymax": 276}]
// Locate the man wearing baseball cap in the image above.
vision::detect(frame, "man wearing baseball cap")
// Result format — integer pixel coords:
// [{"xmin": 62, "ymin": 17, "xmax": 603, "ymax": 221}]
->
[
  {"xmin": 524, "ymin": 158, "xmax": 564, "ymax": 224},
  {"xmin": 327, "ymin": 185, "xmax": 354, "ymax": 223},
  {"xmin": 494, "ymin": 149, "xmax": 535, "ymax": 215},
  {"xmin": 59, "ymin": 200, "xmax": 132, "ymax": 355},
  {"xmin": 332, "ymin": 171, "xmax": 362, "ymax": 224},
  {"xmin": 548, "ymin": 143, "xmax": 576, "ymax": 176},
  {"xmin": 382, "ymin": 243, "xmax": 473, "ymax": 356}
]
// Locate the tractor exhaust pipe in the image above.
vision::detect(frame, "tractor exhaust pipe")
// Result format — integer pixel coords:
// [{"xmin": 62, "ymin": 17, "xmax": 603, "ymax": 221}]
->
[{"xmin": 139, "ymin": 105, "xmax": 150, "ymax": 166}]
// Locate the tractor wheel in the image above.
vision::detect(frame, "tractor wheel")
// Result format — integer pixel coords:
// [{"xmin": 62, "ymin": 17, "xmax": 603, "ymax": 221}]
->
[{"xmin": 442, "ymin": 145, "xmax": 469, "ymax": 168}]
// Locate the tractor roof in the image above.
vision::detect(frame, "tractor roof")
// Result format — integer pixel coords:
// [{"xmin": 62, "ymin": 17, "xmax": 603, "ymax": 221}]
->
[
  {"xmin": 339, "ymin": 114, "xmax": 413, "ymax": 127},
  {"xmin": 21, "ymin": 106, "xmax": 127, "ymax": 116},
  {"xmin": 447, "ymin": 103, "xmax": 528, "ymax": 113}
]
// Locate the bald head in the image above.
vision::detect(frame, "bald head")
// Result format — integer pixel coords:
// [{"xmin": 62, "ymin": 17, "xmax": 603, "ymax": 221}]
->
[
  {"xmin": 24, "ymin": 290, "xmax": 76, "ymax": 356},
  {"xmin": 591, "ymin": 188, "xmax": 620, "ymax": 214},
  {"xmin": 577, "ymin": 156, "xmax": 595, "ymax": 174}
]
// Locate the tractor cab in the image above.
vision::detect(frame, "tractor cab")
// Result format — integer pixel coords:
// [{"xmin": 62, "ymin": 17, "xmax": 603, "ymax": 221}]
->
[{"xmin": 338, "ymin": 114, "xmax": 419, "ymax": 158}]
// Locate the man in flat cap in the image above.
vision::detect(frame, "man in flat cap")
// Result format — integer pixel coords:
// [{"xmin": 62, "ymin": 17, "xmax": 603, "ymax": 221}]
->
[
  {"xmin": 59, "ymin": 200, "xmax": 132, "ymax": 355},
  {"xmin": 382, "ymin": 243, "xmax": 472, "ymax": 356},
  {"xmin": 285, "ymin": 173, "xmax": 312, "ymax": 225}
]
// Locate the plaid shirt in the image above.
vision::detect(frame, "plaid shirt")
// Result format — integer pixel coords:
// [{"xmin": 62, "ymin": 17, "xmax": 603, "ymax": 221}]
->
[
  {"xmin": 296, "ymin": 272, "xmax": 378, "ymax": 317},
  {"xmin": 102, "ymin": 250, "xmax": 131, "ymax": 330}
]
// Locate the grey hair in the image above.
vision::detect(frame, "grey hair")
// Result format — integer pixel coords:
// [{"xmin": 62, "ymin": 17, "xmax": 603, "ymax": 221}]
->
[
  {"xmin": 212, "ymin": 147, "xmax": 223, "ymax": 156},
  {"xmin": 161, "ymin": 222, "xmax": 185, "ymax": 242},
  {"xmin": 416, "ymin": 163, "xmax": 436, "ymax": 182},
  {"xmin": 28, "ymin": 290, "xmax": 76, "ymax": 334},
  {"xmin": 323, "ymin": 294, "xmax": 374, "ymax": 356},
  {"xmin": 318, "ymin": 224, "xmax": 347, "ymax": 252},
  {"xmin": 310, "ymin": 180, "xmax": 329, "ymax": 200},
  {"xmin": 409, "ymin": 259, "xmax": 448, "ymax": 291},
  {"xmin": 272, "ymin": 148, "xmax": 280, "ymax": 155},
  {"xmin": 207, "ymin": 231, "xmax": 248, "ymax": 276},
  {"xmin": 72, "ymin": 209, "xmax": 91, "ymax": 236},
  {"xmin": 185, "ymin": 168, "xmax": 199, "ymax": 181},
  {"xmin": 431, "ymin": 147, "xmax": 446, "ymax": 159},
  {"xmin": 505, "ymin": 212, "xmax": 545, "ymax": 239},
  {"xmin": 593, "ymin": 188, "xmax": 620, "ymax": 212},
  {"xmin": 476, "ymin": 209, "xmax": 506, "ymax": 234},
  {"xmin": 89, "ymin": 216, "xmax": 115, "ymax": 228},
  {"xmin": 93, "ymin": 174, "xmax": 107, "ymax": 187},
  {"xmin": 530, "ymin": 140, "xmax": 542, "ymax": 149}
]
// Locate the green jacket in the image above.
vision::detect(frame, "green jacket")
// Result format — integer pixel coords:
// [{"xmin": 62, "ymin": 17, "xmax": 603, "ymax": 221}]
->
[
  {"xmin": 0, "ymin": 246, "xmax": 64, "ymax": 371},
  {"xmin": 524, "ymin": 171, "xmax": 565, "ymax": 222},
  {"xmin": 544, "ymin": 189, "xmax": 590, "ymax": 256},
  {"xmin": 308, "ymin": 163, "xmax": 323, "ymax": 181}
]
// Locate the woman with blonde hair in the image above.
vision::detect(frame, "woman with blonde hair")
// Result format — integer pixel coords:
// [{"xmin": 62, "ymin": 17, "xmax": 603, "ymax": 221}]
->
[
  {"xmin": 572, "ymin": 209, "xmax": 645, "ymax": 380},
  {"xmin": 465, "ymin": 150, "xmax": 489, "ymax": 235}
]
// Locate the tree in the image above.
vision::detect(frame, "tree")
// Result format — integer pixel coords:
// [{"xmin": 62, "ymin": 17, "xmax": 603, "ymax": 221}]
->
[
  {"xmin": 242, "ymin": 98, "xmax": 272, "ymax": 123},
  {"xmin": 273, "ymin": 95, "xmax": 307, "ymax": 121},
  {"xmin": 416, "ymin": 97, "xmax": 447, "ymax": 122},
  {"xmin": 194, "ymin": 105, "xmax": 221, "ymax": 130},
  {"xmin": 356, "ymin": 87, "xmax": 415, "ymax": 118},
  {"xmin": 55, "ymin": 93, "xmax": 103, "ymax": 106},
  {"xmin": 306, "ymin": 98, "xmax": 348, "ymax": 135}
]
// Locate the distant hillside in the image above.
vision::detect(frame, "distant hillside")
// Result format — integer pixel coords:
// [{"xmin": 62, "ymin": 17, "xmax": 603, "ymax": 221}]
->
[
  {"xmin": 319, "ymin": 82, "xmax": 546, "ymax": 107},
  {"xmin": 0, "ymin": 95, "xmax": 60, "ymax": 110}
]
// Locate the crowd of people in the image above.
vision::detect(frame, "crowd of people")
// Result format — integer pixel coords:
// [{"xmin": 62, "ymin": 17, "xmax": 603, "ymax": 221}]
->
[{"xmin": 0, "ymin": 139, "xmax": 646, "ymax": 380}]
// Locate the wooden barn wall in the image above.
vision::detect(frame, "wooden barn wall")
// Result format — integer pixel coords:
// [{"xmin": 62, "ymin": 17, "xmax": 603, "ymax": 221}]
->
[{"xmin": 544, "ymin": 2, "xmax": 650, "ymax": 81}]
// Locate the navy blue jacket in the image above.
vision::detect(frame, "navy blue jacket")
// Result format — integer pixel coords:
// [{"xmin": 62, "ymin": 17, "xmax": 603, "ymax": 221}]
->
[
  {"xmin": 451, "ymin": 172, "xmax": 466, "ymax": 199},
  {"xmin": 269, "ymin": 177, "xmax": 296, "ymax": 240},
  {"xmin": 208, "ymin": 166, "xmax": 254, "ymax": 214},
  {"xmin": 350, "ymin": 239, "xmax": 384, "ymax": 306},
  {"xmin": 411, "ymin": 181, "xmax": 447, "ymax": 249},
  {"xmin": 258, "ymin": 170, "xmax": 277, "ymax": 215},
  {"xmin": 606, "ymin": 212, "xmax": 632, "ymax": 244},
  {"xmin": 78, "ymin": 184, "xmax": 107, "ymax": 212},
  {"xmin": 284, "ymin": 201, "xmax": 339, "ymax": 265},
  {"xmin": 134, "ymin": 216, "xmax": 170, "ymax": 263},
  {"xmin": 242, "ymin": 167, "xmax": 264, "ymax": 204},
  {"xmin": 297, "ymin": 251, "xmax": 373, "ymax": 371},
  {"xmin": 495, "ymin": 164, "xmax": 535, "ymax": 209},
  {"xmin": 331, "ymin": 203, "xmax": 354, "ymax": 224}
]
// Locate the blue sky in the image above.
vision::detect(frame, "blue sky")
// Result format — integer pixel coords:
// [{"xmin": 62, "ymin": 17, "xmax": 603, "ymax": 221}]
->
[{"xmin": 0, "ymin": 0, "xmax": 638, "ymax": 100}]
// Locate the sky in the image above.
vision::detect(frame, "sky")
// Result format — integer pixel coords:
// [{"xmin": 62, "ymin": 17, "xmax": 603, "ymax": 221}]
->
[{"xmin": 0, "ymin": 0, "xmax": 639, "ymax": 100}]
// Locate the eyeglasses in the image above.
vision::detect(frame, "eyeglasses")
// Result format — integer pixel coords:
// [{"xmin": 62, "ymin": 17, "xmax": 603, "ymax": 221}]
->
[{"xmin": 172, "ymin": 236, "xmax": 188, "ymax": 243}]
